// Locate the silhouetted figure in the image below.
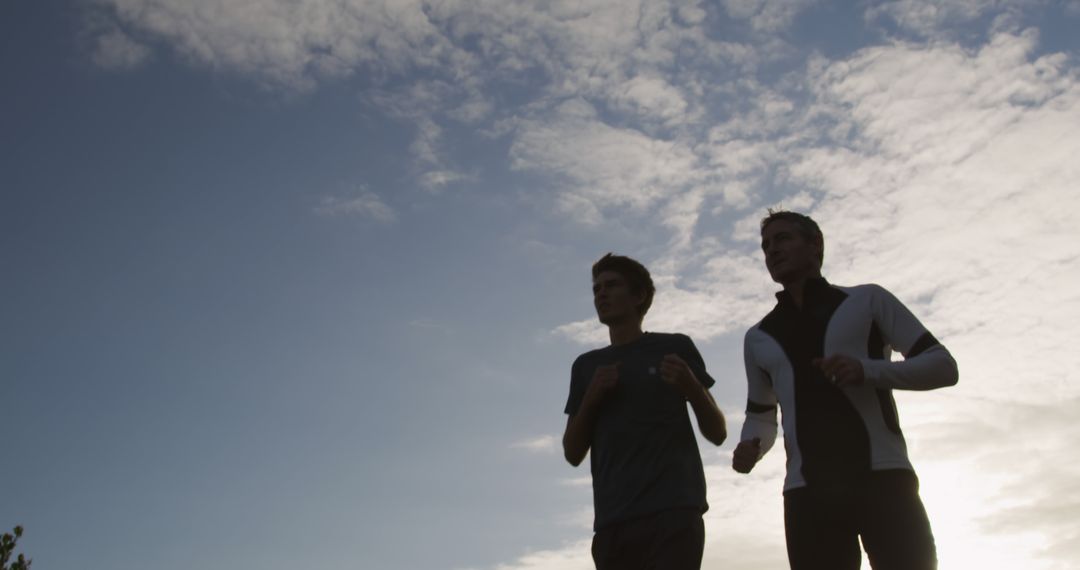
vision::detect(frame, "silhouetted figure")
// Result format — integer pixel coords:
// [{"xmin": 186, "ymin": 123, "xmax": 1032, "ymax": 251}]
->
[
  {"xmin": 563, "ymin": 254, "xmax": 726, "ymax": 570},
  {"xmin": 732, "ymin": 211, "xmax": 958, "ymax": 570}
]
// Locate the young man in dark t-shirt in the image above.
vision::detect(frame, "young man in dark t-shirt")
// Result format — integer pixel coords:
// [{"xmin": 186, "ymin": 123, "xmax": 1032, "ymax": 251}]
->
[{"xmin": 562, "ymin": 254, "xmax": 727, "ymax": 570}]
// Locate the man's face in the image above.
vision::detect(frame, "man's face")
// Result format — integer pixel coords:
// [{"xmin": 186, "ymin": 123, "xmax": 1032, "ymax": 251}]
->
[
  {"xmin": 761, "ymin": 219, "xmax": 822, "ymax": 284},
  {"xmin": 593, "ymin": 270, "xmax": 644, "ymax": 326}
]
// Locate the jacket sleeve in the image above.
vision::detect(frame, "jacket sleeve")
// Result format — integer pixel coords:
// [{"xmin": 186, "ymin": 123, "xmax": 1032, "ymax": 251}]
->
[
  {"xmin": 860, "ymin": 285, "xmax": 959, "ymax": 391},
  {"xmin": 740, "ymin": 328, "xmax": 779, "ymax": 455}
]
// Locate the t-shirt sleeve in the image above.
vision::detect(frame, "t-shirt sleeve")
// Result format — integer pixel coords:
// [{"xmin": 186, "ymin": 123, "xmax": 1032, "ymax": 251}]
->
[
  {"xmin": 679, "ymin": 335, "xmax": 715, "ymax": 389},
  {"xmin": 564, "ymin": 356, "xmax": 588, "ymax": 416}
]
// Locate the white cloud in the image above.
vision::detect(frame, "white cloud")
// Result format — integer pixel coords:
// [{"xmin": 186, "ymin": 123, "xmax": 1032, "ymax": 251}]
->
[
  {"xmin": 556, "ymin": 506, "xmax": 595, "ymax": 531},
  {"xmin": 865, "ymin": 0, "xmax": 1038, "ymax": 38},
  {"xmin": 88, "ymin": 0, "xmax": 731, "ymax": 200},
  {"xmin": 704, "ymin": 80, "xmax": 798, "ymax": 143},
  {"xmin": 91, "ymin": 26, "xmax": 153, "ymax": 69},
  {"xmin": 510, "ymin": 435, "xmax": 559, "ymax": 453},
  {"xmin": 490, "ymin": 538, "xmax": 593, "ymax": 570},
  {"xmin": 490, "ymin": 452, "xmax": 791, "ymax": 570},
  {"xmin": 790, "ymin": 31, "xmax": 1080, "ymax": 405},
  {"xmin": 89, "ymin": 0, "xmax": 719, "ymax": 113},
  {"xmin": 609, "ymin": 74, "xmax": 690, "ymax": 125},
  {"xmin": 549, "ymin": 27, "xmax": 1080, "ymax": 570},
  {"xmin": 555, "ymin": 30, "xmax": 1080, "ymax": 362},
  {"xmin": 409, "ymin": 117, "xmax": 446, "ymax": 166},
  {"xmin": 419, "ymin": 169, "xmax": 473, "ymax": 192},
  {"xmin": 509, "ymin": 99, "xmax": 702, "ymax": 229},
  {"xmin": 81, "ymin": 3, "xmax": 1080, "ymax": 568},
  {"xmin": 559, "ymin": 477, "xmax": 591, "ymax": 488},
  {"xmin": 902, "ymin": 396, "xmax": 1080, "ymax": 569},
  {"xmin": 554, "ymin": 252, "xmax": 774, "ymax": 345},
  {"xmin": 314, "ymin": 190, "xmax": 396, "ymax": 222},
  {"xmin": 551, "ymin": 318, "xmax": 607, "ymax": 347},
  {"xmin": 676, "ymin": 3, "xmax": 707, "ymax": 25},
  {"xmin": 368, "ymin": 84, "xmax": 475, "ymax": 191},
  {"xmin": 93, "ymin": 0, "xmax": 469, "ymax": 90},
  {"xmin": 734, "ymin": 30, "xmax": 1079, "ymax": 567},
  {"xmin": 721, "ymin": 0, "xmax": 817, "ymax": 33}
]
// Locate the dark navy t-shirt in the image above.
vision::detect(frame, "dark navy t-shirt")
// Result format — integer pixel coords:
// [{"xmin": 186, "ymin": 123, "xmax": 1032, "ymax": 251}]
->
[{"xmin": 564, "ymin": 332, "xmax": 716, "ymax": 530}]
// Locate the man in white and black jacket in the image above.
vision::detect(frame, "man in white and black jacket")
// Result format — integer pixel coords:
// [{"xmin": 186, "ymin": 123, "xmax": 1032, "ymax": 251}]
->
[{"xmin": 732, "ymin": 210, "xmax": 958, "ymax": 570}]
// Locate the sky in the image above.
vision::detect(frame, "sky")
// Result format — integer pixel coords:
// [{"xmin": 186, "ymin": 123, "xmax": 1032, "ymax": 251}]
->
[{"xmin": 2, "ymin": 0, "xmax": 1079, "ymax": 568}]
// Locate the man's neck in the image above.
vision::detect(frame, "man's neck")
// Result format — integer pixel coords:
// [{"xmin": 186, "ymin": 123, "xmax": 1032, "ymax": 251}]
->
[
  {"xmin": 608, "ymin": 322, "xmax": 644, "ymax": 346},
  {"xmin": 781, "ymin": 272, "xmax": 822, "ymax": 309}
]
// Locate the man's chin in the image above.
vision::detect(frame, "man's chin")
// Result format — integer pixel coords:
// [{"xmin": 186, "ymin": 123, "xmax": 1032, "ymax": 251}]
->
[
  {"xmin": 770, "ymin": 268, "xmax": 817, "ymax": 286},
  {"xmin": 597, "ymin": 313, "xmax": 627, "ymax": 327}
]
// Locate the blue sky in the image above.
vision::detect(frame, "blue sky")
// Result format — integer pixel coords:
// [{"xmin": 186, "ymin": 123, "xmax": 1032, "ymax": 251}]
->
[{"xmin": 3, "ymin": 1, "xmax": 1080, "ymax": 569}]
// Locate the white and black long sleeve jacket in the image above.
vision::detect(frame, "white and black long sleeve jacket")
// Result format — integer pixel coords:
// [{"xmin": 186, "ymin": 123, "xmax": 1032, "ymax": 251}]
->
[{"xmin": 741, "ymin": 277, "xmax": 958, "ymax": 491}]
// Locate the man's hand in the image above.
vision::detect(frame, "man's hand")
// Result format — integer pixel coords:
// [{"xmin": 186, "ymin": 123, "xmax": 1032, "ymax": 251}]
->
[
  {"xmin": 662, "ymin": 353, "xmax": 726, "ymax": 446},
  {"xmin": 732, "ymin": 438, "xmax": 762, "ymax": 473},
  {"xmin": 812, "ymin": 355, "xmax": 865, "ymax": 388},
  {"xmin": 584, "ymin": 363, "xmax": 619, "ymax": 407},
  {"xmin": 660, "ymin": 353, "xmax": 702, "ymax": 398}
]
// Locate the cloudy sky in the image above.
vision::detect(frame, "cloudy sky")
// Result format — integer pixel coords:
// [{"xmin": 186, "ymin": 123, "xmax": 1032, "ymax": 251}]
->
[{"xmin": 3, "ymin": 0, "xmax": 1079, "ymax": 568}]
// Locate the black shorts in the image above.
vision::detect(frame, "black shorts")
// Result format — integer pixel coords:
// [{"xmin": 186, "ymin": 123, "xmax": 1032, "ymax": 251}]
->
[
  {"xmin": 591, "ymin": 508, "xmax": 705, "ymax": 570},
  {"xmin": 784, "ymin": 469, "xmax": 937, "ymax": 570}
]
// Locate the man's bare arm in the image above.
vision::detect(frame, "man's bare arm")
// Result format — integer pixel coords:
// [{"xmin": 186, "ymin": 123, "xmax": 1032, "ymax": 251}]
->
[
  {"xmin": 562, "ymin": 407, "xmax": 596, "ymax": 466},
  {"xmin": 562, "ymin": 364, "xmax": 618, "ymax": 466},
  {"xmin": 661, "ymin": 354, "xmax": 726, "ymax": 446},
  {"xmin": 686, "ymin": 383, "xmax": 727, "ymax": 446}
]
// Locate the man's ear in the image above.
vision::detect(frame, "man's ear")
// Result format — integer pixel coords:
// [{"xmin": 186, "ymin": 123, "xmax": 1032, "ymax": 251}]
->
[{"xmin": 812, "ymin": 235, "xmax": 825, "ymax": 267}]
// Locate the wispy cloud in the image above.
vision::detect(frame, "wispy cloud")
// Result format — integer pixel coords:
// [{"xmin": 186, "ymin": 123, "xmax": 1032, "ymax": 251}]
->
[
  {"xmin": 90, "ymin": 25, "xmax": 153, "ymax": 70},
  {"xmin": 548, "ymin": 24, "xmax": 1080, "ymax": 570},
  {"xmin": 791, "ymin": 30, "xmax": 1080, "ymax": 403},
  {"xmin": 87, "ymin": 0, "xmax": 736, "ymax": 195},
  {"xmin": 490, "ymin": 538, "xmax": 593, "ymax": 570},
  {"xmin": 510, "ymin": 99, "xmax": 703, "ymax": 228},
  {"xmin": 368, "ymin": 83, "xmax": 476, "ymax": 192},
  {"xmin": 866, "ymin": 0, "xmax": 1039, "ymax": 38},
  {"xmin": 80, "ymin": 3, "xmax": 1080, "ymax": 568},
  {"xmin": 900, "ymin": 395, "xmax": 1080, "ymax": 569},
  {"xmin": 721, "ymin": 0, "xmax": 818, "ymax": 34},
  {"xmin": 555, "ymin": 29, "xmax": 1080, "ymax": 351},
  {"xmin": 490, "ymin": 453, "xmax": 792, "ymax": 570},
  {"xmin": 406, "ymin": 319, "xmax": 455, "ymax": 334},
  {"xmin": 510, "ymin": 435, "xmax": 559, "ymax": 453},
  {"xmin": 553, "ymin": 256, "xmax": 774, "ymax": 346},
  {"xmin": 314, "ymin": 190, "xmax": 397, "ymax": 223},
  {"xmin": 91, "ymin": 0, "xmax": 465, "ymax": 90}
]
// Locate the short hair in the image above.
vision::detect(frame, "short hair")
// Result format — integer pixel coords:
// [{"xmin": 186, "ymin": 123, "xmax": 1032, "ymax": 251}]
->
[
  {"xmin": 760, "ymin": 209, "xmax": 824, "ymax": 266},
  {"xmin": 591, "ymin": 253, "xmax": 656, "ymax": 318}
]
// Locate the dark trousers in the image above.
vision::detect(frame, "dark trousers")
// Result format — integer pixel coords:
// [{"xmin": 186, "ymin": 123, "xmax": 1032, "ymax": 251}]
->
[
  {"xmin": 784, "ymin": 469, "xmax": 937, "ymax": 570},
  {"xmin": 591, "ymin": 508, "xmax": 704, "ymax": 570}
]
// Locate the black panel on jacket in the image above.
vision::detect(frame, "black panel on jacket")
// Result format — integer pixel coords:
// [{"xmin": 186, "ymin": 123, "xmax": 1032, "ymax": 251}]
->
[{"xmin": 759, "ymin": 278, "xmax": 871, "ymax": 487}]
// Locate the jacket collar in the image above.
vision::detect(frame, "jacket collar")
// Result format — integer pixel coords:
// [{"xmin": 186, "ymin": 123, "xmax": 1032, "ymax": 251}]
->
[{"xmin": 775, "ymin": 276, "xmax": 830, "ymax": 307}]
